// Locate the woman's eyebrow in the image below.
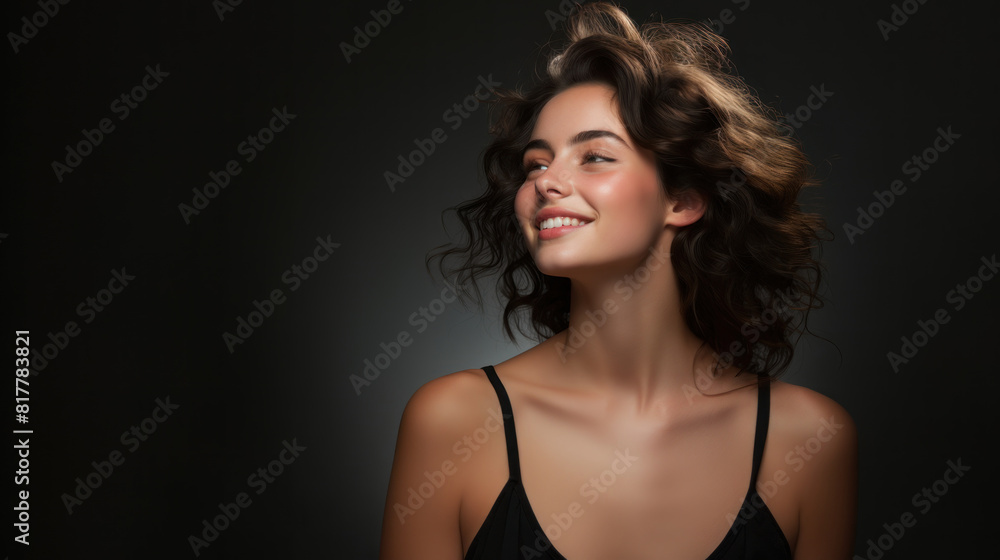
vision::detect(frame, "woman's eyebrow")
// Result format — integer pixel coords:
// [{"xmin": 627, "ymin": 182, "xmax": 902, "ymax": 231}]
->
[{"xmin": 523, "ymin": 129, "xmax": 631, "ymax": 155}]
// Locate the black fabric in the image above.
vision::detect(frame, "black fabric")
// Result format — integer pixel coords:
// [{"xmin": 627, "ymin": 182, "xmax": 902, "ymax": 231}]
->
[{"xmin": 464, "ymin": 365, "xmax": 793, "ymax": 560}]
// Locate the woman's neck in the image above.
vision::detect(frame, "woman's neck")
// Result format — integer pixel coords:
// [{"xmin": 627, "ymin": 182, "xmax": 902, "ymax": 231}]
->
[{"xmin": 548, "ymin": 241, "xmax": 726, "ymax": 410}]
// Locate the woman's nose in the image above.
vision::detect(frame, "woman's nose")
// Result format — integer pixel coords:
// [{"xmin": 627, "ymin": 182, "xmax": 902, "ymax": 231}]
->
[{"xmin": 534, "ymin": 165, "xmax": 571, "ymax": 199}]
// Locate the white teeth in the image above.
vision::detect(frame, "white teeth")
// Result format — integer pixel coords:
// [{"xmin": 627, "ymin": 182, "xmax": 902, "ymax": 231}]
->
[{"xmin": 539, "ymin": 217, "xmax": 590, "ymax": 231}]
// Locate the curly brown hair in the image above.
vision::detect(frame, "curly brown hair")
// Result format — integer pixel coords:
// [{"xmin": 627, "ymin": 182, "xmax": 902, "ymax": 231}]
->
[{"xmin": 427, "ymin": 1, "xmax": 832, "ymax": 378}]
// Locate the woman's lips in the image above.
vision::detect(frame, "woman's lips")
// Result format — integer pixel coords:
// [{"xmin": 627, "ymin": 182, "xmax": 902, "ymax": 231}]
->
[{"xmin": 538, "ymin": 222, "xmax": 590, "ymax": 240}]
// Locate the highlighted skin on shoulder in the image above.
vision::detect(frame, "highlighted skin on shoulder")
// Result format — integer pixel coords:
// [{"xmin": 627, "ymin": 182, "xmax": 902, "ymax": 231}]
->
[
  {"xmin": 379, "ymin": 369, "xmax": 499, "ymax": 560},
  {"xmin": 770, "ymin": 381, "xmax": 859, "ymax": 558}
]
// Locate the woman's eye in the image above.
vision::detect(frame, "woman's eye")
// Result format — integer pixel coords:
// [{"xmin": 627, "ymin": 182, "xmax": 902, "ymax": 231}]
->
[
  {"xmin": 523, "ymin": 152, "xmax": 613, "ymax": 175},
  {"xmin": 583, "ymin": 152, "xmax": 614, "ymax": 164}
]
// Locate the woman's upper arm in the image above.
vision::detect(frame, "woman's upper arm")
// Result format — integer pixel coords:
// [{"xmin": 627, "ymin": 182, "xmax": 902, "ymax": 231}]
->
[
  {"xmin": 379, "ymin": 372, "xmax": 483, "ymax": 560},
  {"xmin": 791, "ymin": 393, "xmax": 859, "ymax": 559}
]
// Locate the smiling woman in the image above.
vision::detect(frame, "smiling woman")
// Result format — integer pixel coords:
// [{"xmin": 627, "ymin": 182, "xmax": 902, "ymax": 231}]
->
[{"xmin": 379, "ymin": 3, "xmax": 857, "ymax": 559}]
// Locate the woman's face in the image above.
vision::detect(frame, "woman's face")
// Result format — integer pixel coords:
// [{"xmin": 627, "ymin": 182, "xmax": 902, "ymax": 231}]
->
[{"xmin": 514, "ymin": 82, "xmax": 670, "ymax": 279}]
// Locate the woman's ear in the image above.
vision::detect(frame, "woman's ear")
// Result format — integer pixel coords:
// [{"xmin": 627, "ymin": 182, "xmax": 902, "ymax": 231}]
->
[{"xmin": 664, "ymin": 189, "xmax": 706, "ymax": 228}]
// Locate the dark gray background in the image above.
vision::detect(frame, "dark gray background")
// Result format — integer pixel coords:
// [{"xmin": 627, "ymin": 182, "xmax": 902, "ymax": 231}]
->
[{"xmin": 3, "ymin": 0, "xmax": 996, "ymax": 558}]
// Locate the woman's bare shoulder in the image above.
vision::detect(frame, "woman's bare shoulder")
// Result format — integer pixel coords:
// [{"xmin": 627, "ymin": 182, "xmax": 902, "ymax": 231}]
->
[
  {"xmin": 766, "ymin": 377, "xmax": 858, "ymax": 471},
  {"xmin": 766, "ymin": 378, "xmax": 859, "ymax": 555},
  {"xmin": 380, "ymin": 368, "xmax": 504, "ymax": 557},
  {"xmin": 768, "ymin": 378, "xmax": 856, "ymax": 434},
  {"xmin": 397, "ymin": 368, "xmax": 501, "ymax": 442}
]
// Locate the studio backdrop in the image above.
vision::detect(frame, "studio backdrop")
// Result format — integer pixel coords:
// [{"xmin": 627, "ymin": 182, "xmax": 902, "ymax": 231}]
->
[{"xmin": 3, "ymin": 0, "xmax": 996, "ymax": 558}]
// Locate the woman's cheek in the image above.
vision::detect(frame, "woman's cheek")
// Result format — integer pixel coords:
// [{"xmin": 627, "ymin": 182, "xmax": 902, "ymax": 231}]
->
[{"xmin": 513, "ymin": 187, "xmax": 535, "ymax": 236}]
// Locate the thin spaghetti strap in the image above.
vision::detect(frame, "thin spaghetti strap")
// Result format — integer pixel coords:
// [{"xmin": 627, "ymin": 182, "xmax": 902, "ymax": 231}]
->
[
  {"xmin": 481, "ymin": 365, "xmax": 521, "ymax": 481},
  {"xmin": 749, "ymin": 372, "xmax": 770, "ymax": 488}
]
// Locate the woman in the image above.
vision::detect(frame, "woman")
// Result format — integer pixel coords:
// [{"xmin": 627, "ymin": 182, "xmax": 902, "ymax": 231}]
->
[{"xmin": 380, "ymin": 3, "xmax": 857, "ymax": 559}]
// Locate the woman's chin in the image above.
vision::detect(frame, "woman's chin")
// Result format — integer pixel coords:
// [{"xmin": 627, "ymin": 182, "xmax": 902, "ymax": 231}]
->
[
  {"xmin": 533, "ymin": 260, "xmax": 578, "ymax": 278},
  {"xmin": 532, "ymin": 257, "xmax": 602, "ymax": 280}
]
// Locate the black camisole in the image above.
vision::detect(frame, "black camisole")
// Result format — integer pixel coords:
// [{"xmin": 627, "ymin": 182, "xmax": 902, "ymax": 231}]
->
[{"xmin": 464, "ymin": 365, "xmax": 792, "ymax": 560}]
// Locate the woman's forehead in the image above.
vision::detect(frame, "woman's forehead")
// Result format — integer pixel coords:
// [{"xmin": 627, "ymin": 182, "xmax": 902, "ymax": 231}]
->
[{"xmin": 531, "ymin": 83, "xmax": 628, "ymax": 144}]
